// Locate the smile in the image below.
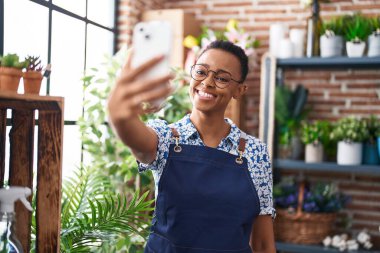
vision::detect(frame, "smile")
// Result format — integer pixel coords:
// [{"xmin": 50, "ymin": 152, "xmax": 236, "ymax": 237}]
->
[{"xmin": 195, "ymin": 89, "xmax": 217, "ymax": 99}]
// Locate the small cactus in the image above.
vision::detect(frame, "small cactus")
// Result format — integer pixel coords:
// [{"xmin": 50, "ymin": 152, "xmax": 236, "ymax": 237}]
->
[{"xmin": 25, "ymin": 55, "xmax": 43, "ymax": 72}]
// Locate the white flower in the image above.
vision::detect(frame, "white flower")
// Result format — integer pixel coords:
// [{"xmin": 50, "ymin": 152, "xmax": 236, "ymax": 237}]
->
[
  {"xmin": 357, "ymin": 231, "xmax": 370, "ymax": 244},
  {"xmin": 332, "ymin": 235, "xmax": 342, "ymax": 248},
  {"xmin": 346, "ymin": 240, "xmax": 359, "ymax": 251},
  {"xmin": 300, "ymin": 0, "xmax": 313, "ymax": 7},
  {"xmin": 323, "ymin": 236, "xmax": 332, "ymax": 247},
  {"xmin": 364, "ymin": 241, "xmax": 373, "ymax": 250}
]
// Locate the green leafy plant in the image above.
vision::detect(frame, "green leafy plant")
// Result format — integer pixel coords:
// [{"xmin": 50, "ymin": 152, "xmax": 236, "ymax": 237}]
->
[
  {"xmin": 301, "ymin": 120, "xmax": 331, "ymax": 145},
  {"xmin": 330, "ymin": 116, "xmax": 369, "ymax": 143},
  {"xmin": 275, "ymin": 84, "xmax": 309, "ymax": 145},
  {"xmin": 343, "ymin": 13, "xmax": 372, "ymax": 42},
  {"xmin": 364, "ymin": 115, "xmax": 380, "ymax": 144},
  {"xmin": 369, "ymin": 16, "xmax": 380, "ymax": 35},
  {"xmin": 0, "ymin": 53, "xmax": 27, "ymax": 69},
  {"xmin": 25, "ymin": 55, "xmax": 43, "ymax": 72},
  {"xmin": 321, "ymin": 16, "xmax": 345, "ymax": 37}
]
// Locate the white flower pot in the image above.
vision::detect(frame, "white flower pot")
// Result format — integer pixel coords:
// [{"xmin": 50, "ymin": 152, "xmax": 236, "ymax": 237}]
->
[
  {"xmin": 320, "ymin": 35, "xmax": 343, "ymax": 57},
  {"xmin": 346, "ymin": 41, "xmax": 366, "ymax": 57},
  {"xmin": 337, "ymin": 141, "xmax": 363, "ymax": 165},
  {"xmin": 367, "ymin": 34, "xmax": 380, "ymax": 57},
  {"xmin": 305, "ymin": 143, "xmax": 324, "ymax": 163}
]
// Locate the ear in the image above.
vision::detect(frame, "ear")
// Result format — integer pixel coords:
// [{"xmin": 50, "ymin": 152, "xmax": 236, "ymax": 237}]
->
[{"xmin": 232, "ymin": 84, "xmax": 247, "ymax": 99}]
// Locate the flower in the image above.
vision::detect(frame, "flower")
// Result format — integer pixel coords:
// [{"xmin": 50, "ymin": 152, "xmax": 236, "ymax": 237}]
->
[
  {"xmin": 183, "ymin": 19, "xmax": 260, "ymax": 71},
  {"xmin": 183, "ymin": 35, "xmax": 199, "ymax": 49},
  {"xmin": 323, "ymin": 231, "xmax": 373, "ymax": 252},
  {"xmin": 273, "ymin": 178, "xmax": 350, "ymax": 213}
]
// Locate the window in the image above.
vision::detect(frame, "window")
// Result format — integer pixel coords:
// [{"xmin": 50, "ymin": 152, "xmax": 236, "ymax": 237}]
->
[{"xmin": 2, "ymin": 0, "xmax": 117, "ymax": 179}]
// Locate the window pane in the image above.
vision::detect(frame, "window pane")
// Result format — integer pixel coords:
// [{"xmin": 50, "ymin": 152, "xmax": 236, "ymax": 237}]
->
[
  {"xmin": 88, "ymin": 0, "xmax": 115, "ymax": 28},
  {"xmin": 62, "ymin": 125, "xmax": 82, "ymax": 179},
  {"xmin": 4, "ymin": 0, "xmax": 49, "ymax": 95},
  {"xmin": 50, "ymin": 11, "xmax": 85, "ymax": 121},
  {"xmin": 86, "ymin": 24, "xmax": 114, "ymax": 69},
  {"xmin": 53, "ymin": 0, "xmax": 86, "ymax": 17}
]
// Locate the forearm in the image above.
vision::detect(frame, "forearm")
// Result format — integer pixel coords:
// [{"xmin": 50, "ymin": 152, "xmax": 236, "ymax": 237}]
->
[{"xmin": 110, "ymin": 115, "xmax": 157, "ymax": 163}]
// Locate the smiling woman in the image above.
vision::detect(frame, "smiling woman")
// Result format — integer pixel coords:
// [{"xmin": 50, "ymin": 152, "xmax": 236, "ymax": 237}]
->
[{"xmin": 107, "ymin": 40, "xmax": 276, "ymax": 253}]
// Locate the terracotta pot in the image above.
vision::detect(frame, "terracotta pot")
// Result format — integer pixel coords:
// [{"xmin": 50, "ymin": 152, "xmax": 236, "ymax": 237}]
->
[
  {"xmin": 23, "ymin": 71, "xmax": 43, "ymax": 94},
  {"xmin": 0, "ymin": 67, "xmax": 22, "ymax": 93}
]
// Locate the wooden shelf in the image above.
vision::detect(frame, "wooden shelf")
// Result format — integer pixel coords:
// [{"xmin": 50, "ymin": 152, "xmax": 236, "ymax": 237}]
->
[
  {"xmin": 276, "ymin": 56, "xmax": 380, "ymax": 69},
  {"xmin": 274, "ymin": 159, "xmax": 380, "ymax": 175},
  {"xmin": 0, "ymin": 91, "xmax": 63, "ymax": 111},
  {"xmin": 276, "ymin": 242, "xmax": 380, "ymax": 253}
]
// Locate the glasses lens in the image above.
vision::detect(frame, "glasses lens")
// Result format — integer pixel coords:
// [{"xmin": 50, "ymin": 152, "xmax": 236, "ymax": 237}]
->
[
  {"xmin": 214, "ymin": 72, "xmax": 232, "ymax": 88},
  {"xmin": 191, "ymin": 65, "xmax": 208, "ymax": 81}
]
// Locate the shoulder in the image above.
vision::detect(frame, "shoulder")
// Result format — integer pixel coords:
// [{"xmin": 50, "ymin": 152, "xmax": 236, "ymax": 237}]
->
[{"xmin": 244, "ymin": 134, "xmax": 270, "ymax": 165}]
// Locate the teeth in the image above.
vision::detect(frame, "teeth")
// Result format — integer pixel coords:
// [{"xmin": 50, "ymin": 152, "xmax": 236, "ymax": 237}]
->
[{"xmin": 198, "ymin": 90, "xmax": 214, "ymax": 98}]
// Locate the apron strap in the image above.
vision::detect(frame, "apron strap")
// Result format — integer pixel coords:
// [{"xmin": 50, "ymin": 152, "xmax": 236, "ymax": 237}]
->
[
  {"xmin": 236, "ymin": 131, "xmax": 247, "ymax": 165},
  {"xmin": 170, "ymin": 127, "xmax": 182, "ymax": 152}
]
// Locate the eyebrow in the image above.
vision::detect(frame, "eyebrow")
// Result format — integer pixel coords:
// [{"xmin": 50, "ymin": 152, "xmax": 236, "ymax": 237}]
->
[{"xmin": 197, "ymin": 63, "xmax": 231, "ymax": 74}]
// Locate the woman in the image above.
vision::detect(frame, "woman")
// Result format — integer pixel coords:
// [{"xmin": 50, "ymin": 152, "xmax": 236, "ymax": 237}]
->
[{"xmin": 107, "ymin": 40, "xmax": 276, "ymax": 253}]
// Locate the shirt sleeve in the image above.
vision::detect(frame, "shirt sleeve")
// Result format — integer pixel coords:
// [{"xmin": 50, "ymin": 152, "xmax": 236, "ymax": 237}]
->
[
  {"xmin": 257, "ymin": 143, "xmax": 276, "ymax": 219},
  {"xmin": 138, "ymin": 118, "xmax": 171, "ymax": 173}
]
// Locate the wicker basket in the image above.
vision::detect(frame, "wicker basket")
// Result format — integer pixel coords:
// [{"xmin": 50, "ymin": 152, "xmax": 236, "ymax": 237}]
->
[{"xmin": 274, "ymin": 182, "xmax": 337, "ymax": 244}]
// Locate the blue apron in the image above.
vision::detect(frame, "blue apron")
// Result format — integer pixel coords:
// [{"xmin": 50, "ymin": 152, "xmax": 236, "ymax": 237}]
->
[{"xmin": 145, "ymin": 128, "xmax": 261, "ymax": 253}]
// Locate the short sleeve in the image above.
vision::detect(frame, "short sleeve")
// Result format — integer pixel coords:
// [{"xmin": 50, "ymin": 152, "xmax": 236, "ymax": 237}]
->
[
  {"xmin": 257, "ymin": 143, "xmax": 276, "ymax": 219},
  {"xmin": 138, "ymin": 118, "xmax": 171, "ymax": 173}
]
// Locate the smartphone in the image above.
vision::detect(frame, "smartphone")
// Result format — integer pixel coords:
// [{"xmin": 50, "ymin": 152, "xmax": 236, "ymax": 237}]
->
[{"xmin": 132, "ymin": 21, "xmax": 172, "ymax": 107}]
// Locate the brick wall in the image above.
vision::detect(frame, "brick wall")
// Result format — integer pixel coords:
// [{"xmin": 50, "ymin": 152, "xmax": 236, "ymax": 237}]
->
[{"xmin": 117, "ymin": 0, "xmax": 380, "ymax": 249}]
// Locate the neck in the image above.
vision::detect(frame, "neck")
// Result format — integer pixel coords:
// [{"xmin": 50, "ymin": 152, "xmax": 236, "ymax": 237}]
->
[{"xmin": 190, "ymin": 110, "xmax": 230, "ymax": 147}]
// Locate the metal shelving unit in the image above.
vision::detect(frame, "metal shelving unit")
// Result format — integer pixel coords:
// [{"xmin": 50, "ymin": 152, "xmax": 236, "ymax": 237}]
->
[
  {"xmin": 276, "ymin": 242, "xmax": 380, "ymax": 253},
  {"xmin": 260, "ymin": 56, "xmax": 380, "ymax": 253},
  {"xmin": 276, "ymin": 56, "xmax": 380, "ymax": 69},
  {"xmin": 274, "ymin": 159, "xmax": 380, "ymax": 175}
]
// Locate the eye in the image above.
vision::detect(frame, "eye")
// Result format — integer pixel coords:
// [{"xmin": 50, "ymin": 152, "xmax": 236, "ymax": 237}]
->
[
  {"xmin": 215, "ymin": 76, "xmax": 229, "ymax": 83},
  {"xmin": 195, "ymin": 69, "xmax": 207, "ymax": 76}
]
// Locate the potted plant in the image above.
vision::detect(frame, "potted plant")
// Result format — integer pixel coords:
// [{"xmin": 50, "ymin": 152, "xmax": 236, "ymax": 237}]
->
[
  {"xmin": 330, "ymin": 116, "xmax": 369, "ymax": 165},
  {"xmin": 273, "ymin": 178, "xmax": 350, "ymax": 244},
  {"xmin": 301, "ymin": 120, "xmax": 331, "ymax": 163},
  {"xmin": 275, "ymin": 84, "xmax": 309, "ymax": 160},
  {"xmin": 368, "ymin": 16, "xmax": 380, "ymax": 57},
  {"xmin": 362, "ymin": 115, "xmax": 380, "ymax": 165},
  {"xmin": 23, "ymin": 55, "xmax": 44, "ymax": 94},
  {"xmin": 344, "ymin": 13, "xmax": 372, "ymax": 57},
  {"xmin": 320, "ymin": 17, "xmax": 345, "ymax": 57},
  {"xmin": 0, "ymin": 53, "xmax": 27, "ymax": 93}
]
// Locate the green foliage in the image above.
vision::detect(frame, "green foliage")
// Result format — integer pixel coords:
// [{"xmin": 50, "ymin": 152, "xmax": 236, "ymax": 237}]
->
[
  {"xmin": 25, "ymin": 55, "xmax": 43, "ymax": 71},
  {"xmin": 60, "ymin": 166, "xmax": 153, "ymax": 252},
  {"xmin": 321, "ymin": 16, "xmax": 345, "ymax": 36},
  {"xmin": 301, "ymin": 120, "xmax": 331, "ymax": 145},
  {"xmin": 0, "ymin": 53, "xmax": 27, "ymax": 69},
  {"xmin": 275, "ymin": 84, "xmax": 309, "ymax": 145},
  {"xmin": 343, "ymin": 13, "xmax": 372, "ymax": 42},
  {"xmin": 330, "ymin": 116, "xmax": 369, "ymax": 143},
  {"xmin": 369, "ymin": 16, "xmax": 380, "ymax": 34},
  {"xmin": 364, "ymin": 115, "xmax": 380, "ymax": 143}
]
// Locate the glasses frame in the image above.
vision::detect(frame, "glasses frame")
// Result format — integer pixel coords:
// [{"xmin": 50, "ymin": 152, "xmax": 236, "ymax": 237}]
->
[{"xmin": 190, "ymin": 64, "xmax": 243, "ymax": 89}]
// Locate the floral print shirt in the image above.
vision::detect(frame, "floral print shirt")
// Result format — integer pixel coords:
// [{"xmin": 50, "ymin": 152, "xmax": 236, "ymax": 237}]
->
[{"xmin": 138, "ymin": 114, "xmax": 276, "ymax": 218}]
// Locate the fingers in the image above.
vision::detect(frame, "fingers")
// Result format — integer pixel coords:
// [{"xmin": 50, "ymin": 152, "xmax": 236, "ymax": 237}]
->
[
  {"xmin": 130, "ymin": 84, "xmax": 173, "ymax": 108},
  {"xmin": 126, "ymin": 73, "xmax": 173, "ymax": 96}
]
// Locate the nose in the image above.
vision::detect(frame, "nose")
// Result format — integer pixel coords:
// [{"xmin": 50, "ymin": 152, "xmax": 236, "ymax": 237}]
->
[{"xmin": 201, "ymin": 71, "xmax": 216, "ymax": 88}]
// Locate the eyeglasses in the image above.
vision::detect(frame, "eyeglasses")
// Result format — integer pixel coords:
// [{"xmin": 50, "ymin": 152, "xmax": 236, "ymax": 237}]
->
[{"xmin": 190, "ymin": 64, "xmax": 242, "ymax": 89}]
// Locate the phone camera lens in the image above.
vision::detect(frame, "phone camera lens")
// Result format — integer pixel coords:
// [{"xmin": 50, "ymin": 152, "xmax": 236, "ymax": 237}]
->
[
  {"xmin": 139, "ymin": 27, "xmax": 144, "ymax": 32},
  {"xmin": 145, "ymin": 34, "xmax": 151, "ymax": 40}
]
